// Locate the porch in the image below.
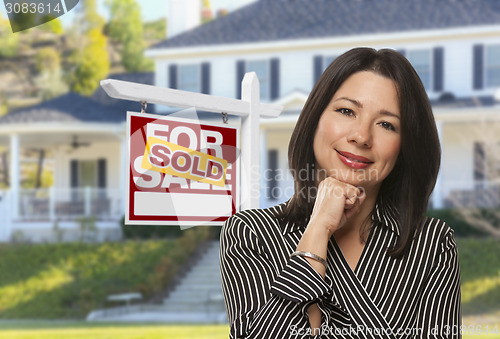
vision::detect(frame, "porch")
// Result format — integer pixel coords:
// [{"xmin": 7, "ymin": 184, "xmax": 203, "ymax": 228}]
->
[
  {"xmin": 17, "ymin": 187, "xmax": 123, "ymax": 221},
  {"xmin": 0, "ymin": 187, "xmax": 124, "ymax": 243}
]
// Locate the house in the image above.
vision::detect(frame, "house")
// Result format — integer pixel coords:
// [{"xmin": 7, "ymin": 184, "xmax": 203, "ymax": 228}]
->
[
  {"xmin": 146, "ymin": 0, "xmax": 500, "ymax": 210},
  {"xmin": 2, "ymin": 0, "xmax": 500, "ymax": 242},
  {"xmin": 0, "ymin": 73, "xmax": 154, "ymax": 242}
]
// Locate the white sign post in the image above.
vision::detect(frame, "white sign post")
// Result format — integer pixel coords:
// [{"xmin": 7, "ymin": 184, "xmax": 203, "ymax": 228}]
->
[{"xmin": 101, "ymin": 72, "xmax": 283, "ymax": 224}]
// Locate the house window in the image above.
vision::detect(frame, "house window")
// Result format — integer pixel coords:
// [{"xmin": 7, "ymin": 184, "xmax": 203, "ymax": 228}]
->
[
  {"xmin": 178, "ymin": 64, "xmax": 201, "ymax": 92},
  {"xmin": 246, "ymin": 60, "xmax": 270, "ymax": 101},
  {"xmin": 407, "ymin": 49, "xmax": 432, "ymax": 90},
  {"xmin": 313, "ymin": 55, "xmax": 338, "ymax": 84},
  {"xmin": 485, "ymin": 44, "xmax": 500, "ymax": 88},
  {"xmin": 70, "ymin": 159, "xmax": 106, "ymax": 188},
  {"xmin": 323, "ymin": 56, "xmax": 337, "ymax": 70},
  {"xmin": 236, "ymin": 58, "xmax": 279, "ymax": 101},
  {"xmin": 80, "ymin": 160, "xmax": 97, "ymax": 187}
]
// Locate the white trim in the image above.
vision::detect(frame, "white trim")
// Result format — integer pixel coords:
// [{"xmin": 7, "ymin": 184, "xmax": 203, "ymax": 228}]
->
[
  {"xmin": 0, "ymin": 122, "xmax": 126, "ymax": 135},
  {"xmin": 145, "ymin": 25, "xmax": 500, "ymax": 59},
  {"xmin": 434, "ymin": 106, "xmax": 500, "ymax": 122}
]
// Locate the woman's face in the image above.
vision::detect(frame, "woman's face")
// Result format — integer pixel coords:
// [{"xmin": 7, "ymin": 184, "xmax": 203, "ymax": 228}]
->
[{"xmin": 313, "ymin": 71, "xmax": 401, "ymax": 193}]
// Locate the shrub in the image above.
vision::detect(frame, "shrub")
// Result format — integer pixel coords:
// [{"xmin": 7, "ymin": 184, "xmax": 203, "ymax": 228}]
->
[{"xmin": 426, "ymin": 208, "xmax": 490, "ymax": 237}]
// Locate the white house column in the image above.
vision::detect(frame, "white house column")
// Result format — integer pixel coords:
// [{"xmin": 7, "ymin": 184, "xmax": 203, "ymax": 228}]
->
[
  {"xmin": 10, "ymin": 134, "xmax": 20, "ymax": 219},
  {"xmin": 433, "ymin": 120, "xmax": 444, "ymax": 209}
]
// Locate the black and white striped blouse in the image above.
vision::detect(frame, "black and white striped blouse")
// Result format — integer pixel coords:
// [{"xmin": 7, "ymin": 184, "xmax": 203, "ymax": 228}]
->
[{"xmin": 219, "ymin": 202, "xmax": 461, "ymax": 338}]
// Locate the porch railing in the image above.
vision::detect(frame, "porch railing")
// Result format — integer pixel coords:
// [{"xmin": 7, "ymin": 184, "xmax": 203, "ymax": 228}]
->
[
  {"xmin": 441, "ymin": 180, "xmax": 500, "ymax": 209},
  {"xmin": 17, "ymin": 187, "xmax": 123, "ymax": 221}
]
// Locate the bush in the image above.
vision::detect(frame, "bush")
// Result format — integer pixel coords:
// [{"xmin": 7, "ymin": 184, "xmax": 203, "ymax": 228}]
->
[
  {"xmin": 426, "ymin": 208, "xmax": 491, "ymax": 237},
  {"xmin": 120, "ymin": 216, "xmax": 221, "ymax": 240}
]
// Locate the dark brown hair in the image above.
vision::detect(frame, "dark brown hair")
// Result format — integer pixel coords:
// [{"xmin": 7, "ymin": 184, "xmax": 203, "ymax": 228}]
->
[{"xmin": 280, "ymin": 47, "xmax": 441, "ymax": 258}]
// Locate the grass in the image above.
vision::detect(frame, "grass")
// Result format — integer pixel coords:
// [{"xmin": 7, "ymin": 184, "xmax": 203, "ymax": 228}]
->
[
  {"xmin": 0, "ymin": 227, "xmax": 211, "ymax": 319},
  {"xmin": 0, "ymin": 236, "xmax": 496, "ymax": 338},
  {"xmin": 0, "ymin": 321, "xmax": 497, "ymax": 339},
  {"xmin": 457, "ymin": 238, "xmax": 500, "ymax": 316},
  {"xmin": 0, "ymin": 321, "xmax": 230, "ymax": 339}
]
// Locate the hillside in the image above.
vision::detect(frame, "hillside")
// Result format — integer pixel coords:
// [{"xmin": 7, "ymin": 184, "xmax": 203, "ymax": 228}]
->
[{"xmin": 0, "ymin": 17, "xmax": 166, "ymax": 115}]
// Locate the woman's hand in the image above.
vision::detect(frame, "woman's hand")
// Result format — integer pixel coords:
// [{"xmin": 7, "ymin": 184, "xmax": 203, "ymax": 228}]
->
[{"xmin": 308, "ymin": 177, "xmax": 366, "ymax": 238}]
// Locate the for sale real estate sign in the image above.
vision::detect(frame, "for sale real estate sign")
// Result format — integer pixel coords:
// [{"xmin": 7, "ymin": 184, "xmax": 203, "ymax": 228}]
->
[{"xmin": 126, "ymin": 111, "xmax": 239, "ymax": 226}]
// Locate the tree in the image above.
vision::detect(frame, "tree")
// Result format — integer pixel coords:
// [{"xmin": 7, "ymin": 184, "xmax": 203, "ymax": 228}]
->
[
  {"xmin": 34, "ymin": 47, "xmax": 68, "ymax": 99},
  {"xmin": 69, "ymin": 0, "xmax": 109, "ymax": 96},
  {"xmin": 70, "ymin": 28, "xmax": 110, "ymax": 96},
  {"xmin": 106, "ymin": 0, "xmax": 153, "ymax": 72},
  {"xmin": 39, "ymin": 18, "xmax": 64, "ymax": 35},
  {"xmin": 0, "ymin": 13, "xmax": 19, "ymax": 58}
]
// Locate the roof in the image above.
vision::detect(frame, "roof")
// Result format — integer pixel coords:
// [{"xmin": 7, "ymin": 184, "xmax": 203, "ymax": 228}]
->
[
  {"xmin": 0, "ymin": 73, "xmax": 154, "ymax": 125},
  {"xmin": 431, "ymin": 95, "xmax": 498, "ymax": 109},
  {"xmin": 151, "ymin": 0, "xmax": 500, "ymax": 50}
]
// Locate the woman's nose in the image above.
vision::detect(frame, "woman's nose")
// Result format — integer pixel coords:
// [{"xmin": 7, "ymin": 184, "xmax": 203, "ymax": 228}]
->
[{"xmin": 347, "ymin": 121, "xmax": 372, "ymax": 147}]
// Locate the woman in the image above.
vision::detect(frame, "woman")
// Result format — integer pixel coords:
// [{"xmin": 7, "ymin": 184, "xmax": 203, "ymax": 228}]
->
[{"xmin": 220, "ymin": 48, "xmax": 461, "ymax": 338}]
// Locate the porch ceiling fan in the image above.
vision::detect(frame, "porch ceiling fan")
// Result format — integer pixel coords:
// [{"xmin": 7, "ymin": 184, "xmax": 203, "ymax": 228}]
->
[{"xmin": 70, "ymin": 135, "xmax": 91, "ymax": 149}]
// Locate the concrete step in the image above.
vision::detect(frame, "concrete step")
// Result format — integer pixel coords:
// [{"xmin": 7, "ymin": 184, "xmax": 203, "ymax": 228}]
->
[
  {"xmin": 162, "ymin": 240, "xmax": 224, "ymax": 315},
  {"xmin": 87, "ymin": 240, "xmax": 226, "ymax": 323}
]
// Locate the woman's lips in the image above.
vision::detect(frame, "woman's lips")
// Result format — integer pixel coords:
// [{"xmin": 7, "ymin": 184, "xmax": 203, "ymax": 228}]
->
[{"xmin": 336, "ymin": 150, "xmax": 374, "ymax": 169}]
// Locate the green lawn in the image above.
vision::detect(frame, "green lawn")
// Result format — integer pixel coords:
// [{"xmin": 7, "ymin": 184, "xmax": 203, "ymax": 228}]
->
[
  {"xmin": 0, "ymin": 321, "xmax": 498, "ymax": 338},
  {"xmin": 0, "ymin": 322, "xmax": 229, "ymax": 339},
  {"xmin": 0, "ymin": 237, "xmax": 497, "ymax": 338}
]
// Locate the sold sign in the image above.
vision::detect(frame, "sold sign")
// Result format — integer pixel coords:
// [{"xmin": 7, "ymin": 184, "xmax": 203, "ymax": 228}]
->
[
  {"xmin": 142, "ymin": 136, "xmax": 227, "ymax": 187},
  {"xmin": 126, "ymin": 111, "xmax": 239, "ymax": 226}
]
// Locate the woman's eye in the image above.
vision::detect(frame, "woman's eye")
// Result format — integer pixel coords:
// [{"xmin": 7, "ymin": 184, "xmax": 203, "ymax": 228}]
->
[
  {"xmin": 336, "ymin": 108, "xmax": 354, "ymax": 116},
  {"xmin": 379, "ymin": 121, "xmax": 396, "ymax": 131}
]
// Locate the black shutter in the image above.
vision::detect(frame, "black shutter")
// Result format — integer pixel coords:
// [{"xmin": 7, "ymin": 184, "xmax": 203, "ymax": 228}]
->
[
  {"xmin": 474, "ymin": 142, "xmax": 485, "ymax": 181},
  {"xmin": 70, "ymin": 160, "xmax": 78, "ymax": 201},
  {"xmin": 267, "ymin": 150, "xmax": 279, "ymax": 200},
  {"xmin": 70, "ymin": 160, "xmax": 78, "ymax": 188},
  {"xmin": 313, "ymin": 55, "xmax": 323, "ymax": 84},
  {"xmin": 270, "ymin": 58, "xmax": 280, "ymax": 100},
  {"xmin": 473, "ymin": 44, "xmax": 484, "ymax": 90},
  {"xmin": 97, "ymin": 159, "xmax": 106, "ymax": 188},
  {"xmin": 169, "ymin": 64, "xmax": 178, "ymax": 89},
  {"xmin": 201, "ymin": 62, "xmax": 210, "ymax": 94},
  {"xmin": 236, "ymin": 60, "xmax": 245, "ymax": 99},
  {"xmin": 433, "ymin": 47, "xmax": 444, "ymax": 92}
]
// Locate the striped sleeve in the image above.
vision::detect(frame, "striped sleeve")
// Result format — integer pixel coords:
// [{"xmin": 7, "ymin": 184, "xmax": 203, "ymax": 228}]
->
[
  {"xmin": 416, "ymin": 225, "xmax": 462, "ymax": 338},
  {"xmin": 270, "ymin": 255, "xmax": 332, "ymax": 303},
  {"xmin": 220, "ymin": 213, "xmax": 327, "ymax": 339}
]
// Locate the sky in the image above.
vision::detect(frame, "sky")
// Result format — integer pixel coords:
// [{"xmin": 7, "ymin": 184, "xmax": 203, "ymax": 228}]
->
[{"xmin": 1, "ymin": 0, "xmax": 257, "ymax": 29}]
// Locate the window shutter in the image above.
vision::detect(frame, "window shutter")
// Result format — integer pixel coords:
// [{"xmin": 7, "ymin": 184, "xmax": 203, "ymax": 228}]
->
[
  {"xmin": 70, "ymin": 160, "xmax": 78, "ymax": 188},
  {"xmin": 267, "ymin": 149, "xmax": 279, "ymax": 200},
  {"xmin": 201, "ymin": 62, "xmax": 210, "ymax": 94},
  {"xmin": 270, "ymin": 58, "xmax": 280, "ymax": 100},
  {"xmin": 313, "ymin": 55, "xmax": 323, "ymax": 84},
  {"xmin": 236, "ymin": 60, "xmax": 245, "ymax": 99},
  {"xmin": 473, "ymin": 44, "xmax": 484, "ymax": 90},
  {"xmin": 169, "ymin": 64, "xmax": 178, "ymax": 89},
  {"xmin": 433, "ymin": 47, "xmax": 444, "ymax": 92},
  {"xmin": 98, "ymin": 159, "xmax": 106, "ymax": 188}
]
